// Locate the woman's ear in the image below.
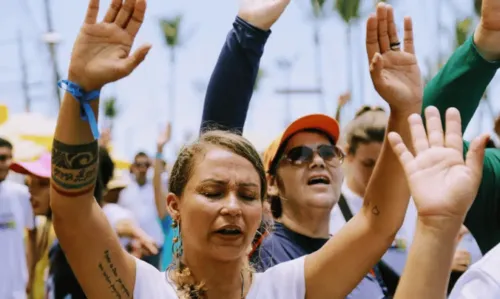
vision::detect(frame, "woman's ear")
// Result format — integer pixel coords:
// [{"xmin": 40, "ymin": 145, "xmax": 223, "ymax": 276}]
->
[
  {"xmin": 267, "ymin": 175, "xmax": 279, "ymax": 197},
  {"xmin": 167, "ymin": 192, "xmax": 181, "ymax": 221}
]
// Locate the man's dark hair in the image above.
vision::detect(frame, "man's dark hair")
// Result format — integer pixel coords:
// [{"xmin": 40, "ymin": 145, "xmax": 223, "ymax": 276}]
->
[
  {"xmin": 134, "ymin": 151, "xmax": 148, "ymax": 161},
  {"xmin": 0, "ymin": 137, "xmax": 13, "ymax": 150}
]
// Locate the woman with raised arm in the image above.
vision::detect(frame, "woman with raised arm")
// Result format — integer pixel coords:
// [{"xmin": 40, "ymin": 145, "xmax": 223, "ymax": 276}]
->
[
  {"xmin": 50, "ymin": 1, "xmax": 426, "ymax": 298},
  {"xmin": 387, "ymin": 106, "xmax": 489, "ymax": 299}
]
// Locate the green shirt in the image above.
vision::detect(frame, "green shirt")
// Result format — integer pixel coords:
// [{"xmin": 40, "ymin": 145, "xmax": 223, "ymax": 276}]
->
[{"xmin": 423, "ymin": 36, "xmax": 500, "ymax": 254}]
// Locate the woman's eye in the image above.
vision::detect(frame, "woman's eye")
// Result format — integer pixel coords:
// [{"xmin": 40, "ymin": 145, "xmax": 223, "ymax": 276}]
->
[{"xmin": 202, "ymin": 192, "xmax": 223, "ymax": 198}]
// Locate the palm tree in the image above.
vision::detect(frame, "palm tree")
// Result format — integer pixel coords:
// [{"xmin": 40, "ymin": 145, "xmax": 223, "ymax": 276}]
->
[
  {"xmin": 160, "ymin": 15, "xmax": 183, "ymax": 125},
  {"xmin": 103, "ymin": 97, "xmax": 118, "ymax": 132},
  {"xmin": 335, "ymin": 0, "xmax": 361, "ymax": 108},
  {"xmin": 310, "ymin": 0, "xmax": 328, "ymax": 112}
]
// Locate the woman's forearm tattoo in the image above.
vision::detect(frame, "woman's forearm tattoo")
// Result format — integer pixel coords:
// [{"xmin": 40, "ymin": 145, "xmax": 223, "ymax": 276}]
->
[{"xmin": 51, "ymin": 139, "xmax": 99, "ymax": 196}]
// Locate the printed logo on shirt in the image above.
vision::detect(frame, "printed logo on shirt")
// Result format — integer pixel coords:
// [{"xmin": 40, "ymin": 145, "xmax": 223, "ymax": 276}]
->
[{"xmin": 0, "ymin": 213, "xmax": 16, "ymax": 230}]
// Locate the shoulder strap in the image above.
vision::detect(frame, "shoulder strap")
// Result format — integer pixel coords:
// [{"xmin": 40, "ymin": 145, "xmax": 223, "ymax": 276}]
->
[{"xmin": 338, "ymin": 193, "xmax": 354, "ymax": 221}]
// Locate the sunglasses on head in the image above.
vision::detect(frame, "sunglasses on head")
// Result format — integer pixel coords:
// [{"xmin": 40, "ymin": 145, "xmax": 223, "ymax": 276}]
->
[
  {"xmin": 0, "ymin": 154, "xmax": 11, "ymax": 162},
  {"xmin": 280, "ymin": 144, "xmax": 344, "ymax": 167}
]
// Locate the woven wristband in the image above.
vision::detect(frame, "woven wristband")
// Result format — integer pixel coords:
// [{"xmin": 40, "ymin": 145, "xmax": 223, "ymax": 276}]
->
[{"xmin": 58, "ymin": 80, "xmax": 101, "ymax": 140}]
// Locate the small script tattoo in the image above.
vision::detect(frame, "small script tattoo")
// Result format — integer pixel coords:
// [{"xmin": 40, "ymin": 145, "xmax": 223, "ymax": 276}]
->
[
  {"xmin": 51, "ymin": 139, "xmax": 98, "ymax": 192},
  {"xmin": 372, "ymin": 205, "xmax": 380, "ymax": 216},
  {"xmin": 98, "ymin": 250, "xmax": 131, "ymax": 298}
]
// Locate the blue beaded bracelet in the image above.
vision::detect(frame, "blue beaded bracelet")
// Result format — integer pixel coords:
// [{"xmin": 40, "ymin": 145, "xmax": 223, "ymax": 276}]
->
[{"xmin": 58, "ymin": 80, "xmax": 101, "ymax": 140}]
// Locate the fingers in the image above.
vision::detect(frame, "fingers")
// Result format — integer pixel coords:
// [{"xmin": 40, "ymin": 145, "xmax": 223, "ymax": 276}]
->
[
  {"xmin": 366, "ymin": 14, "xmax": 380, "ymax": 63},
  {"xmin": 465, "ymin": 133, "xmax": 489, "ymax": 181},
  {"xmin": 126, "ymin": 0, "xmax": 146, "ymax": 37},
  {"xmin": 103, "ymin": 0, "xmax": 122, "ymax": 23},
  {"xmin": 403, "ymin": 16, "xmax": 415, "ymax": 54},
  {"xmin": 444, "ymin": 108, "xmax": 463, "ymax": 153},
  {"xmin": 424, "ymin": 106, "xmax": 444, "ymax": 147},
  {"xmin": 388, "ymin": 132, "xmax": 416, "ymax": 176},
  {"xmin": 84, "ymin": 0, "xmax": 100, "ymax": 24},
  {"xmin": 115, "ymin": 0, "xmax": 136, "ymax": 28},
  {"xmin": 120, "ymin": 43, "xmax": 152, "ymax": 74},
  {"xmin": 387, "ymin": 5, "xmax": 400, "ymax": 47},
  {"xmin": 408, "ymin": 114, "xmax": 429, "ymax": 154},
  {"xmin": 376, "ymin": 4, "xmax": 391, "ymax": 53}
]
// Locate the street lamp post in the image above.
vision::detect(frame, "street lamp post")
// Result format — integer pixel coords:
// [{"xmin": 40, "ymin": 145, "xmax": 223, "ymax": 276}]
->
[{"xmin": 42, "ymin": 0, "xmax": 62, "ymax": 107}]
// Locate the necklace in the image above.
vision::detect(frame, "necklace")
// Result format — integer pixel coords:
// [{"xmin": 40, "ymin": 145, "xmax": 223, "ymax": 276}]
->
[{"xmin": 240, "ymin": 271, "xmax": 244, "ymax": 299}]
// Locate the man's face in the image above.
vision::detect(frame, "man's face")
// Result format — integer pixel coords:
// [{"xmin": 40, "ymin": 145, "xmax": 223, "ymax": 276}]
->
[
  {"xmin": 0, "ymin": 146, "xmax": 13, "ymax": 181},
  {"xmin": 132, "ymin": 155, "xmax": 150, "ymax": 180}
]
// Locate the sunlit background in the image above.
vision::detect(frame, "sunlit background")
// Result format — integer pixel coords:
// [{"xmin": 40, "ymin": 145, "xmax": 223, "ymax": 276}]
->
[{"xmin": 1, "ymin": 0, "xmax": 498, "ymax": 162}]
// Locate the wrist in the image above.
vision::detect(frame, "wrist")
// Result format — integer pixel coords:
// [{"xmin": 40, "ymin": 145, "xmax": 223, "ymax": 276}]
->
[
  {"xmin": 67, "ymin": 69, "xmax": 102, "ymax": 92},
  {"xmin": 155, "ymin": 151, "xmax": 163, "ymax": 159},
  {"xmin": 473, "ymin": 25, "xmax": 500, "ymax": 61},
  {"xmin": 417, "ymin": 215, "xmax": 463, "ymax": 238},
  {"xmin": 389, "ymin": 104, "xmax": 421, "ymax": 121}
]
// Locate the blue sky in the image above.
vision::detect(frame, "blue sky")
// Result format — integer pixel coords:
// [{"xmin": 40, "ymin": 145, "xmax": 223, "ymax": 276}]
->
[{"xmin": 1, "ymin": 0, "xmax": 499, "ymax": 160}]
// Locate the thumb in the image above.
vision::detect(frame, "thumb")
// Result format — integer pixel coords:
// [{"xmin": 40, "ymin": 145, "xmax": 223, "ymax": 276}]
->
[
  {"xmin": 122, "ymin": 43, "xmax": 152, "ymax": 74},
  {"xmin": 465, "ymin": 133, "xmax": 489, "ymax": 184},
  {"xmin": 370, "ymin": 53, "xmax": 385, "ymax": 85}
]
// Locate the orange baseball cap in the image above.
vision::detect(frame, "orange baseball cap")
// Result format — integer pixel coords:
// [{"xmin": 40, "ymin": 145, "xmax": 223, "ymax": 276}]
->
[{"xmin": 263, "ymin": 114, "xmax": 340, "ymax": 173}]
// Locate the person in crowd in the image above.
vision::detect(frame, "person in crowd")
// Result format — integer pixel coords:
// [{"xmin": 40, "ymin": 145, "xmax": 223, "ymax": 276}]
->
[
  {"xmin": 206, "ymin": 2, "xmax": 420, "ymax": 298},
  {"xmin": 9, "ymin": 153, "xmax": 55, "ymax": 299},
  {"xmin": 119, "ymin": 148, "xmax": 167, "ymax": 268},
  {"xmin": 102, "ymin": 170, "xmax": 157, "ymax": 257},
  {"xmin": 47, "ymin": 1, "xmax": 438, "ymax": 298},
  {"xmin": 387, "ymin": 106, "xmax": 490, "ymax": 299},
  {"xmin": 154, "ymin": 123, "xmax": 175, "ymax": 269},
  {"xmin": 0, "ymin": 137, "xmax": 36, "ymax": 299},
  {"xmin": 421, "ymin": 0, "xmax": 500, "ymax": 255}
]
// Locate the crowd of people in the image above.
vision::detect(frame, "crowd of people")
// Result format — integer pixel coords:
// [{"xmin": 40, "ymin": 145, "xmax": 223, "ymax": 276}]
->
[{"xmin": 2, "ymin": 0, "xmax": 500, "ymax": 298}]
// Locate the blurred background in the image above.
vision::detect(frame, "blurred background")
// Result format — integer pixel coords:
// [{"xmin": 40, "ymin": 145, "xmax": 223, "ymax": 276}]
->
[{"xmin": 0, "ymin": 0, "xmax": 497, "ymax": 165}]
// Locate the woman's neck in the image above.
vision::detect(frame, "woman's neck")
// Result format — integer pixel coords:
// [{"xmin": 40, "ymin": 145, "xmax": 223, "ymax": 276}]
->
[{"xmin": 181, "ymin": 250, "xmax": 251, "ymax": 298}]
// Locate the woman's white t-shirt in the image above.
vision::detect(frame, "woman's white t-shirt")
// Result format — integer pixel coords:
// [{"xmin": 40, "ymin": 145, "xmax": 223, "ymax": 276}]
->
[{"xmin": 133, "ymin": 256, "xmax": 306, "ymax": 298}]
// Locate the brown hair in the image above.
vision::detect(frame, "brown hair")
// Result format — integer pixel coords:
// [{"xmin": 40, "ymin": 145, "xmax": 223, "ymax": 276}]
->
[
  {"xmin": 167, "ymin": 130, "xmax": 266, "ymax": 298},
  {"xmin": 344, "ymin": 106, "xmax": 387, "ymax": 155}
]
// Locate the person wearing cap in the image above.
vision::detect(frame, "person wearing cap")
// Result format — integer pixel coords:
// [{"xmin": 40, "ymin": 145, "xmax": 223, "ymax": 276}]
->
[
  {"xmin": 10, "ymin": 153, "xmax": 54, "ymax": 299},
  {"xmin": 0, "ymin": 137, "xmax": 36, "ymax": 299}
]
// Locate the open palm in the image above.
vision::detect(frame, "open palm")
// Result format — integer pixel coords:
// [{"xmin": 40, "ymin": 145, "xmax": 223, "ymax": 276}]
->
[
  {"xmin": 388, "ymin": 106, "xmax": 488, "ymax": 219},
  {"xmin": 68, "ymin": 0, "xmax": 151, "ymax": 91},
  {"xmin": 366, "ymin": 4, "xmax": 422, "ymax": 112},
  {"xmin": 238, "ymin": 0, "xmax": 291, "ymax": 30}
]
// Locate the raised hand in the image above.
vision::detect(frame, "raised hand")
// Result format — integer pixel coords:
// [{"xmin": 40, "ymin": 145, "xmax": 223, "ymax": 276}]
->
[
  {"xmin": 68, "ymin": 0, "xmax": 151, "ymax": 91},
  {"xmin": 388, "ymin": 106, "xmax": 489, "ymax": 221},
  {"xmin": 156, "ymin": 122, "xmax": 172, "ymax": 150},
  {"xmin": 337, "ymin": 92, "xmax": 351, "ymax": 108},
  {"xmin": 366, "ymin": 3, "xmax": 422, "ymax": 113},
  {"xmin": 238, "ymin": 0, "xmax": 291, "ymax": 30},
  {"xmin": 474, "ymin": 0, "xmax": 500, "ymax": 60}
]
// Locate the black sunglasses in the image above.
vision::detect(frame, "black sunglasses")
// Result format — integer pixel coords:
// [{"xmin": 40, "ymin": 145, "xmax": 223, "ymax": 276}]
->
[
  {"xmin": 0, "ymin": 154, "xmax": 11, "ymax": 162},
  {"xmin": 280, "ymin": 144, "xmax": 344, "ymax": 167},
  {"xmin": 134, "ymin": 162, "xmax": 150, "ymax": 168}
]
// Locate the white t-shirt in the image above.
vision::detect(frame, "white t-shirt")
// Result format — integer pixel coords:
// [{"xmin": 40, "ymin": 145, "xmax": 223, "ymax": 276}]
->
[
  {"xmin": 102, "ymin": 203, "xmax": 137, "ymax": 248},
  {"xmin": 118, "ymin": 180, "xmax": 164, "ymax": 246},
  {"xmin": 133, "ymin": 256, "xmax": 306, "ymax": 298},
  {"xmin": 0, "ymin": 180, "xmax": 35, "ymax": 299},
  {"xmin": 449, "ymin": 243, "xmax": 500, "ymax": 299}
]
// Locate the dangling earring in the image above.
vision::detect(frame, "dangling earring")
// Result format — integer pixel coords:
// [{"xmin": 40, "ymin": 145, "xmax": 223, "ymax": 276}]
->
[{"xmin": 171, "ymin": 218, "xmax": 183, "ymax": 260}]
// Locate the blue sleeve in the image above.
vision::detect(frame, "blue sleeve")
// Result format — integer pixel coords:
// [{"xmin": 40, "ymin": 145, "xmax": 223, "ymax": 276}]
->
[{"xmin": 200, "ymin": 17, "xmax": 270, "ymax": 134}]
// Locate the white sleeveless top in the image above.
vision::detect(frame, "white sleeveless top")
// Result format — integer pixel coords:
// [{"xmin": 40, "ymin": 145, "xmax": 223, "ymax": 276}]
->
[{"xmin": 133, "ymin": 256, "xmax": 306, "ymax": 298}]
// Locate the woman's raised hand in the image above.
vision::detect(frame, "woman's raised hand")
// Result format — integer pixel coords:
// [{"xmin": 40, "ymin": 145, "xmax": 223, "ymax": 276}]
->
[{"xmin": 68, "ymin": 0, "xmax": 151, "ymax": 91}]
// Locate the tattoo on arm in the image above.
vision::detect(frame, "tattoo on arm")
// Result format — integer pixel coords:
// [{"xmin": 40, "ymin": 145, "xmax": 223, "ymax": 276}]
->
[
  {"xmin": 51, "ymin": 139, "xmax": 99, "ymax": 196},
  {"xmin": 98, "ymin": 250, "xmax": 131, "ymax": 298}
]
